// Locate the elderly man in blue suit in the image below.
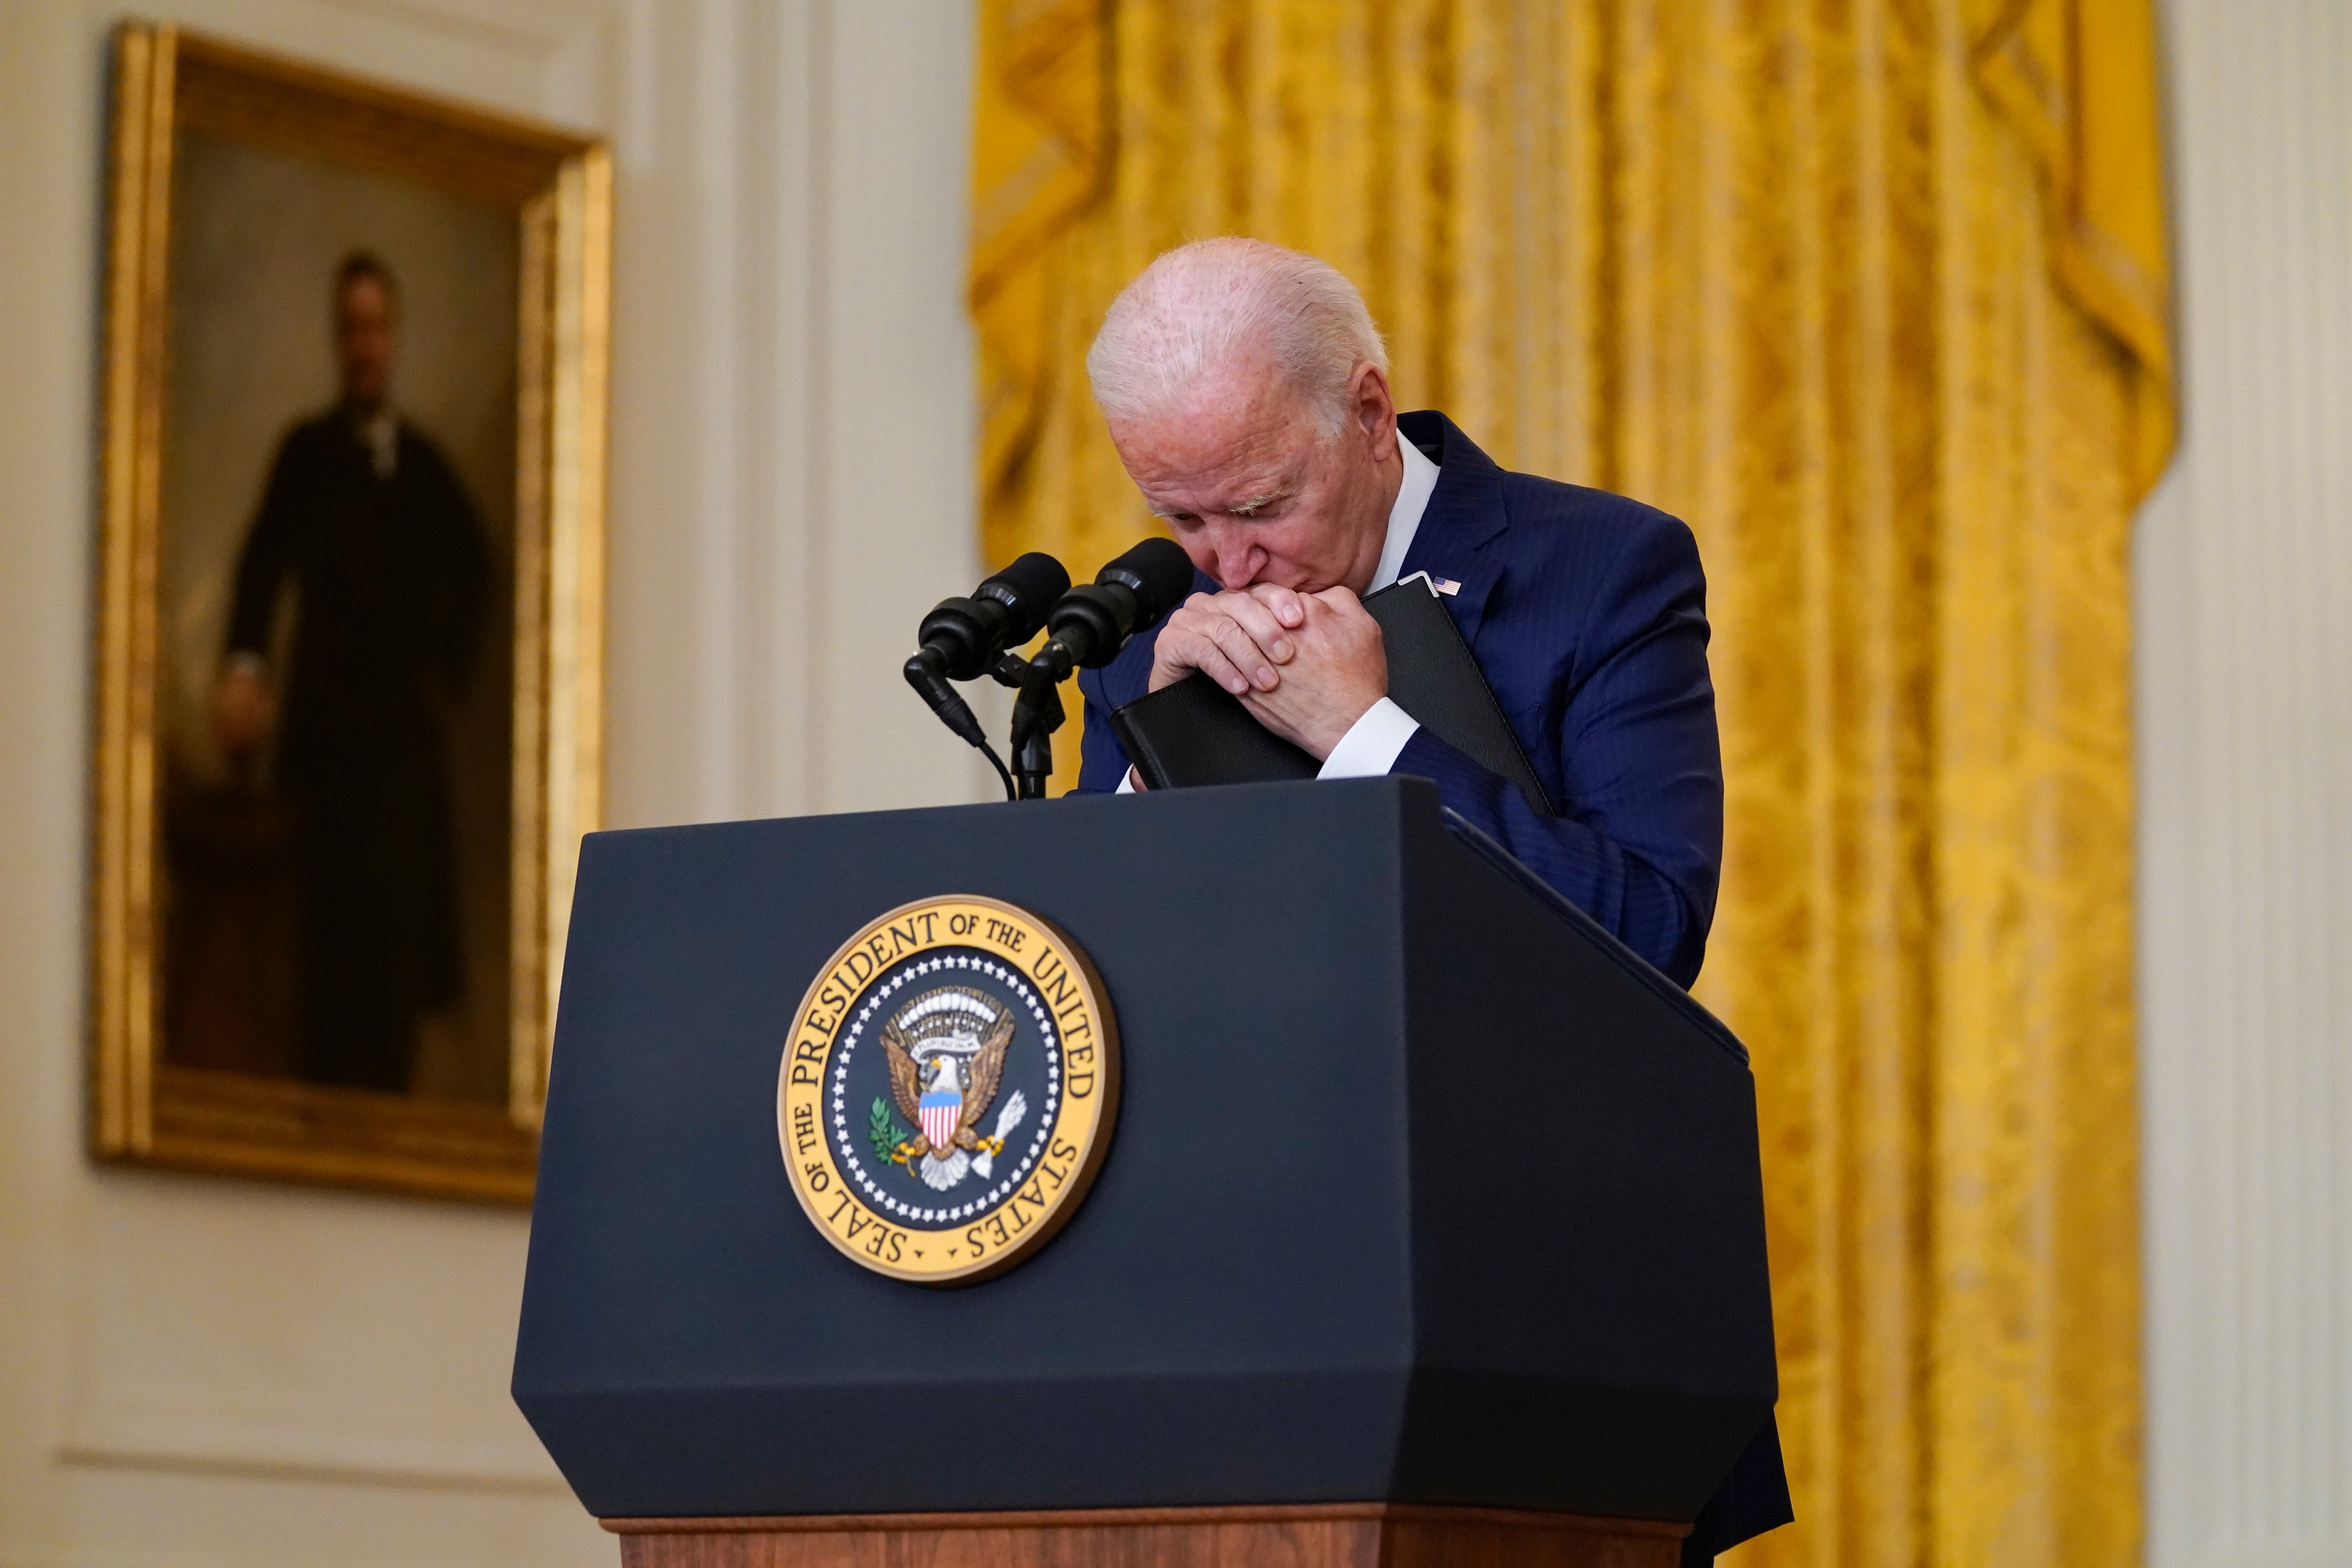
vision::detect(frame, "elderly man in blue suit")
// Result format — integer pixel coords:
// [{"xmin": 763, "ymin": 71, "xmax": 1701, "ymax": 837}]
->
[{"xmin": 1072, "ymin": 238, "xmax": 1789, "ymax": 1562}]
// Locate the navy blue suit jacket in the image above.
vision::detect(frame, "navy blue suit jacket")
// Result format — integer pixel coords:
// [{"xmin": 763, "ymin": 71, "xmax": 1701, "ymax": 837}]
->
[
  {"xmin": 1076, "ymin": 410, "xmax": 1724, "ymax": 987},
  {"xmin": 1076, "ymin": 411, "xmax": 1790, "ymax": 1558}
]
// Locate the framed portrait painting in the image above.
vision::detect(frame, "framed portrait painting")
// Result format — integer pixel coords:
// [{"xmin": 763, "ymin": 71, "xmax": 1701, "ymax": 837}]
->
[{"xmin": 90, "ymin": 24, "xmax": 610, "ymax": 1202}]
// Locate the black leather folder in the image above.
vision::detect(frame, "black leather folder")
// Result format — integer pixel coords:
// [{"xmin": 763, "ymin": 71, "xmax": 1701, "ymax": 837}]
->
[{"xmin": 1110, "ymin": 574, "xmax": 1553, "ymax": 814}]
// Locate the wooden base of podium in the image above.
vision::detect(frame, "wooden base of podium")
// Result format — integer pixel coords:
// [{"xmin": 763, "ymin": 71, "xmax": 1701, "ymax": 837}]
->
[{"xmin": 604, "ymin": 1504, "xmax": 1690, "ymax": 1568}]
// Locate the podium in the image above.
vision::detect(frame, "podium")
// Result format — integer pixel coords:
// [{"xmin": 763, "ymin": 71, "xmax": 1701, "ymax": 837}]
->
[{"xmin": 515, "ymin": 778, "xmax": 1777, "ymax": 1566}]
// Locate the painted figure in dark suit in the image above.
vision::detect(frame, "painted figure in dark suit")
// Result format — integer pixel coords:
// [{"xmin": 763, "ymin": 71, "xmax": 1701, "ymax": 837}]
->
[
  {"xmin": 212, "ymin": 253, "xmax": 490, "ymax": 1093},
  {"xmin": 1071, "ymin": 239, "xmax": 1790, "ymax": 1562}
]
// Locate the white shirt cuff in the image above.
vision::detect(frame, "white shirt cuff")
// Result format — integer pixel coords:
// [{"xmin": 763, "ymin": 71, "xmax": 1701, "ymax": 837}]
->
[
  {"xmin": 1116, "ymin": 765, "xmax": 1137, "ymax": 794},
  {"xmin": 1317, "ymin": 697, "xmax": 1421, "ymax": 780}
]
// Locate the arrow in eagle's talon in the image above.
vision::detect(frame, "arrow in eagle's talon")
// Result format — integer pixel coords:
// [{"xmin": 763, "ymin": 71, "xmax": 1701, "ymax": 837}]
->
[{"xmin": 972, "ymin": 1090, "xmax": 1029, "ymax": 1179}]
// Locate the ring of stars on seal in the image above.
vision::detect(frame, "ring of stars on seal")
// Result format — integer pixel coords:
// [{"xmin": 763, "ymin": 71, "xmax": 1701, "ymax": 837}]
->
[{"xmin": 830, "ymin": 955, "xmax": 1058, "ymax": 1222}]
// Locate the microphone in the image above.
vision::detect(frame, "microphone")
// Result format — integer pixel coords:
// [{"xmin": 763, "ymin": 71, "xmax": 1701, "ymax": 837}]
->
[
  {"xmin": 911, "ymin": 551, "xmax": 1071, "ymax": 681},
  {"xmin": 903, "ymin": 553, "xmax": 1071, "ymax": 752},
  {"xmin": 1028, "ymin": 537, "xmax": 1197, "ymax": 680}
]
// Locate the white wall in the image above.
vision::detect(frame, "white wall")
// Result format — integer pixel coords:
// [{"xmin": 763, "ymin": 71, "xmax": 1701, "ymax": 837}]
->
[
  {"xmin": 0, "ymin": 1, "xmax": 981, "ymax": 1562},
  {"xmin": 2138, "ymin": 2, "xmax": 2352, "ymax": 1563}
]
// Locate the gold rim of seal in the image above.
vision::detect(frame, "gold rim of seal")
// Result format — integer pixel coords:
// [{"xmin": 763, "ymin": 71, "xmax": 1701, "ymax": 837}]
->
[{"xmin": 776, "ymin": 895, "xmax": 1120, "ymax": 1286}]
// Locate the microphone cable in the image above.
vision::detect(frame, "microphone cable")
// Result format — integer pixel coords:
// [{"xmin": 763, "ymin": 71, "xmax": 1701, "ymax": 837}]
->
[{"xmin": 976, "ymin": 735, "xmax": 1016, "ymax": 802}]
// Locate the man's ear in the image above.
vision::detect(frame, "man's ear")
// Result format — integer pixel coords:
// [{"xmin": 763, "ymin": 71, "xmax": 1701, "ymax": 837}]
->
[{"xmin": 1351, "ymin": 362, "xmax": 1399, "ymax": 462}]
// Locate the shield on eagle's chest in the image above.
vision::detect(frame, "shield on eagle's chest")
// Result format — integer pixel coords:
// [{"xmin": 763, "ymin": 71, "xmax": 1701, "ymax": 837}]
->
[{"xmin": 919, "ymin": 1088, "xmax": 960, "ymax": 1151}]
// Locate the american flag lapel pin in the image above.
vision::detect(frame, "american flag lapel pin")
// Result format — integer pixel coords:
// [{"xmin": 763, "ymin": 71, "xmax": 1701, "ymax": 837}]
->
[{"xmin": 1431, "ymin": 575, "xmax": 1462, "ymax": 596}]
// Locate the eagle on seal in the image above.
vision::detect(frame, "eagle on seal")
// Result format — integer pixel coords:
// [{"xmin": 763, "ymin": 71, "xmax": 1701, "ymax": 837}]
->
[{"xmin": 881, "ymin": 986, "xmax": 1022, "ymax": 1191}]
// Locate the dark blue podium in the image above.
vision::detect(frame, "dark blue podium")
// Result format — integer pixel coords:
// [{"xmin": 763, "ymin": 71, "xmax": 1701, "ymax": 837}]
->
[{"xmin": 513, "ymin": 778, "xmax": 1777, "ymax": 1568}]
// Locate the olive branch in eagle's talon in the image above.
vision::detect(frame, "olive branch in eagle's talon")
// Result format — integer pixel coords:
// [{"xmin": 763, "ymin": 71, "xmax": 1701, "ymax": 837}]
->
[{"xmin": 868, "ymin": 1096, "xmax": 915, "ymax": 1164}]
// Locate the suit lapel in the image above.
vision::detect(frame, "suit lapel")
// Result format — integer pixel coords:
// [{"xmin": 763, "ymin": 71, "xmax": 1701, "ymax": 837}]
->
[{"xmin": 1395, "ymin": 411, "xmax": 1508, "ymax": 647}]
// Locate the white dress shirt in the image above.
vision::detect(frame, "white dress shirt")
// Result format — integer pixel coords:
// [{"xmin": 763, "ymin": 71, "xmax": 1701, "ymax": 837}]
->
[
  {"xmin": 1119, "ymin": 436, "xmax": 1439, "ymax": 792},
  {"xmin": 1317, "ymin": 436, "xmax": 1438, "ymax": 778}
]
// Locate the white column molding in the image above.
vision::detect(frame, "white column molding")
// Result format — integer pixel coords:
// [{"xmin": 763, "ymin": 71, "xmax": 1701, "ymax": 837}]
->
[{"xmin": 2140, "ymin": 2, "xmax": 2352, "ymax": 1563}]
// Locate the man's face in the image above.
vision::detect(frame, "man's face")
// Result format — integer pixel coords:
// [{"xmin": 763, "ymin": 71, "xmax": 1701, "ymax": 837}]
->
[
  {"xmin": 335, "ymin": 275, "xmax": 396, "ymax": 411},
  {"xmin": 1106, "ymin": 350, "xmax": 1400, "ymax": 594}
]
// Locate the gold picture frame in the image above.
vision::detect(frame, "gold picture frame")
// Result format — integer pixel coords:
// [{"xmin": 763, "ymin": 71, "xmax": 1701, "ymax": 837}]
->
[{"xmin": 90, "ymin": 22, "xmax": 609, "ymax": 1202}]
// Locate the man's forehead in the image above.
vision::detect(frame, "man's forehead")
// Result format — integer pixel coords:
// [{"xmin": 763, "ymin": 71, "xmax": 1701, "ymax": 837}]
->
[
  {"xmin": 1129, "ymin": 434, "xmax": 1295, "ymax": 506},
  {"xmin": 1112, "ymin": 367, "xmax": 1315, "ymax": 505}
]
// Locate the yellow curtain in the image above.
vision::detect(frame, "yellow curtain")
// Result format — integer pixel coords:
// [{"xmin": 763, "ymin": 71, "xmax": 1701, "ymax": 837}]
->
[{"xmin": 968, "ymin": 4, "xmax": 2170, "ymax": 1565}]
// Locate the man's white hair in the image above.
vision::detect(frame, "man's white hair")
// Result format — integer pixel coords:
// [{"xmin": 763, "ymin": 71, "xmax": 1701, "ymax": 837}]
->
[{"xmin": 1086, "ymin": 238, "xmax": 1388, "ymax": 437}]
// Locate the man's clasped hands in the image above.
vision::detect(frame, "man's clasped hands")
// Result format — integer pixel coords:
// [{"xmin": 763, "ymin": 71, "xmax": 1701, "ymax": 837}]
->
[{"xmin": 1146, "ymin": 583, "xmax": 1389, "ymax": 763}]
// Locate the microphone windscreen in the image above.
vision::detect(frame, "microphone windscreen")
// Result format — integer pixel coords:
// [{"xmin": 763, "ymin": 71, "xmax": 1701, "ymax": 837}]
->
[
  {"xmin": 1105, "ymin": 537, "xmax": 1198, "ymax": 626},
  {"xmin": 988, "ymin": 551, "xmax": 1073, "ymax": 641}
]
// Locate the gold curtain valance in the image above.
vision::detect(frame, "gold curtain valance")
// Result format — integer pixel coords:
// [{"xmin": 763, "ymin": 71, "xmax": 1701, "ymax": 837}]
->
[
  {"xmin": 968, "ymin": 0, "xmax": 2173, "ymax": 544},
  {"xmin": 1973, "ymin": 0, "xmax": 2175, "ymax": 493}
]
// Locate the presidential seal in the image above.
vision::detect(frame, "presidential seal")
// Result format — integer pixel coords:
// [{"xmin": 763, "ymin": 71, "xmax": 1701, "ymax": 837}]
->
[{"xmin": 777, "ymin": 896, "xmax": 1119, "ymax": 1285}]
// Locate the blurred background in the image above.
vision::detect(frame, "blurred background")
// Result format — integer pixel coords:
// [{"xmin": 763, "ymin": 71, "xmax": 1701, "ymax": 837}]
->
[{"xmin": 0, "ymin": 2, "xmax": 2344, "ymax": 1564}]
